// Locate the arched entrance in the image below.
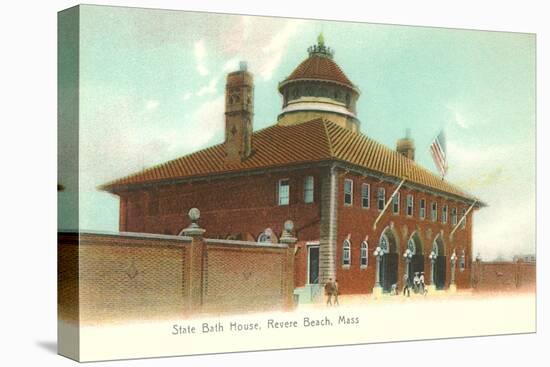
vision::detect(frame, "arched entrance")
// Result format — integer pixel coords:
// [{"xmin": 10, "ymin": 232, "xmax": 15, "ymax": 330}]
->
[
  {"xmin": 432, "ymin": 235, "xmax": 446, "ymax": 289},
  {"xmin": 407, "ymin": 232, "xmax": 424, "ymax": 284},
  {"xmin": 379, "ymin": 228, "xmax": 398, "ymax": 293}
]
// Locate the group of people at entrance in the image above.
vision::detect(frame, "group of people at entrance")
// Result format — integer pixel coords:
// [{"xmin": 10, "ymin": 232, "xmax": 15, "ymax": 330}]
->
[
  {"xmin": 400, "ymin": 272, "xmax": 427, "ymax": 296},
  {"xmin": 324, "ymin": 272, "xmax": 428, "ymax": 303},
  {"xmin": 324, "ymin": 278, "xmax": 339, "ymax": 306}
]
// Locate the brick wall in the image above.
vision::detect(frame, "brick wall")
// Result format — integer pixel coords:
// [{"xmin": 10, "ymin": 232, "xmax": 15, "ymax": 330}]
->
[
  {"xmin": 58, "ymin": 231, "xmax": 295, "ymax": 324},
  {"xmin": 58, "ymin": 232, "xmax": 190, "ymax": 324},
  {"xmin": 472, "ymin": 260, "xmax": 536, "ymax": 292},
  {"xmin": 202, "ymin": 241, "xmax": 293, "ymax": 313}
]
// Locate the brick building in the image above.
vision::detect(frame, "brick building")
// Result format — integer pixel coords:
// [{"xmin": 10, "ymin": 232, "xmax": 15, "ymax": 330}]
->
[{"xmin": 102, "ymin": 35, "xmax": 483, "ymax": 300}]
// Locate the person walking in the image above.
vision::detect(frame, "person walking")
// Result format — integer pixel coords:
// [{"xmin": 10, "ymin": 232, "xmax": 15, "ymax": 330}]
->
[
  {"xmin": 419, "ymin": 272, "xmax": 426, "ymax": 295},
  {"xmin": 413, "ymin": 272, "xmax": 421, "ymax": 294},
  {"xmin": 333, "ymin": 279, "xmax": 340, "ymax": 306},
  {"xmin": 325, "ymin": 278, "xmax": 334, "ymax": 306},
  {"xmin": 402, "ymin": 273, "xmax": 410, "ymax": 297}
]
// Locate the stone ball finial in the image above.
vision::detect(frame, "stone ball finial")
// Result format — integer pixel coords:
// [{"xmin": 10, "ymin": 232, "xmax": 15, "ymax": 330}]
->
[
  {"xmin": 284, "ymin": 220, "xmax": 294, "ymax": 232},
  {"xmin": 188, "ymin": 208, "xmax": 200, "ymax": 223}
]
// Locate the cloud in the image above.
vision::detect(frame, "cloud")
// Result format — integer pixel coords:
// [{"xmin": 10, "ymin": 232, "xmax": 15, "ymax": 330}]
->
[
  {"xmin": 445, "ymin": 104, "xmax": 470, "ymax": 129},
  {"xmin": 218, "ymin": 17, "xmax": 304, "ymax": 81},
  {"xmin": 181, "ymin": 95, "xmax": 225, "ymax": 151},
  {"xmin": 223, "ymin": 58, "xmax": 239, "ymax": 73},
  {"xmin": 445, "ymin": 139, "xmax": 535, "ymax": 260},
  {"xmin": 258, "ymin": 22, "xmax": 302, "ymax": 80},
  {"xmin": 145, "ymin": 99, "xmax": 159, "ymax": 111},
  {"xmin": 194, "ymin": 39, "xmax": 209, "ymax": 76},
  {"xmin": 182, "ymin": 92, "xmax": 193, "ymax": 101},
  {"xmin": 196, "ymin": 77, "xmax": 219, "ymax": 97}
]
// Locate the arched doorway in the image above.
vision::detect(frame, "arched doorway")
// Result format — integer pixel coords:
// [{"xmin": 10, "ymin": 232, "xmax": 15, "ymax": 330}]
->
[
  {"xmin": 407, "ymin": 232, "xmax": 424, "ymax": 284},
  {"xmin": 432, "ymin": 235, "xmax": 446, "ymax": 289},
  {"xmin": 379, "ymin": 228, "xmax": 398, "ymax": 293}
]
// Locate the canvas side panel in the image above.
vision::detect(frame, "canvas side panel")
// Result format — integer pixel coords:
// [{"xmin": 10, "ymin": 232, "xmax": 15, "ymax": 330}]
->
[{"xmin": 57, "ymin": 5, "xmax": 80, "ymax": 362}]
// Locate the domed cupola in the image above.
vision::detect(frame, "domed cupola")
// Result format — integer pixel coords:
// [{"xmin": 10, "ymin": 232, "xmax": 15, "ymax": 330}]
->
[{"xmin": 277, "ymin": 34, "xmax": 361, "ymax": 133}]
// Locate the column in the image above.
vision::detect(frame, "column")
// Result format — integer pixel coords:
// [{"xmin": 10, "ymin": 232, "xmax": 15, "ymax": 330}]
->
[{"xmin": 181, "ymin": 208, "xmax": 206, "ymax": 311}]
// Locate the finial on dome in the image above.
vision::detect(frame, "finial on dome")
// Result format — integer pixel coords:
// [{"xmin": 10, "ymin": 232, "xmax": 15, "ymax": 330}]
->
[
  {"xmin": 308, "ymin": 33, "xmax": 334, "ymax": 59},
  {"xmin": 318, "ymin": 32, "xmax": 325, "ymax": 46}
]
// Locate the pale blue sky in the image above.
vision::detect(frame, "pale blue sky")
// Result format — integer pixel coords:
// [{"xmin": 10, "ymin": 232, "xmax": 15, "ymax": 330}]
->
[{"xmin": 62, "ymin": 5, "xmax": 535, "ymax": 259}]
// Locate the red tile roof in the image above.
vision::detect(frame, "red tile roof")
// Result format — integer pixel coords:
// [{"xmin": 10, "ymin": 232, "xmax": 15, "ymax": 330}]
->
[
  {"xmin": 281, "ymin": 55, "xmax": 355, "ymax": 89},
  {"xmin": 101, "ymin": 119, "xmax": 477, "ymax": 203}
]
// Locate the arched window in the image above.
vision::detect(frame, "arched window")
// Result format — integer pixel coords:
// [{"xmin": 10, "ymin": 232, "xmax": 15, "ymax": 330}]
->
[
  {"xmin": 258, "ymin": 228, "xmax": 273, "ymax": 243},
  {"xmin": 258, "ymin": 233, "xmax": 269, "ymax": 242},
  {"xmin": 342, "ymin": 239, "xmax": 351, "ymax": 266},
  {"xmin": 360, "ymin": 241, "xmax": 368, "ymax": 268}
]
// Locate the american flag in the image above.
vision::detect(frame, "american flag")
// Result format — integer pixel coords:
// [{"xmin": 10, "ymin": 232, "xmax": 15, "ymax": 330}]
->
[{"xmin": 430, "ymin": 131, "xmax": 447, "ymax": 178}]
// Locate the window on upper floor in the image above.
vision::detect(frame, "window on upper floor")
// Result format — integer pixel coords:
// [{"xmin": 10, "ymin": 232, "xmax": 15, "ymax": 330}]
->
[
  {"xmin": 304, "ymin": 176, "xmax": 314, "ymax": 203},
  {"xmin": 392, "ymin": 192, "xmax": 400, "ymax": 214},
  {"xmin": 451, "ymin": 207, "xmax": 458, "ymax": 226},
  {"xmin": 431, "ymin": 202, "xmax": 438, "ymax": 222},
  {"xmin": 461, "ymin": 208, "xmax": 467, "ymax": 229},
  {"xmin": 406, "ymin": 194, "xmax": 414, "ymax": 216},
  {"xmin": 419, "ymin": 199, "xmax": 426, "ymax": 219},
  {"xmin": 278, "ymin": 179, "xmax": 290, "ymax": 206},
  {"xmin": 360, "ymin": 241, "xmax": 368, "ymax": 268},
  {"xmin": 377, "ymin": 187, "xmax": 386, "ymax": 210},
  {"xmin": 342, "ymin": 239, "xmax": 351, "ymax": 266},
  {"xmin": 442, "ymin": 205, "xmax": 448, "ymax": 224},
  {"xmin": 361, "ymin": 183, "xmax": 370, "ymax": 209},
  {"xmin": 344, "ymin": 179, "xmax": 353, "ymax": 206}
]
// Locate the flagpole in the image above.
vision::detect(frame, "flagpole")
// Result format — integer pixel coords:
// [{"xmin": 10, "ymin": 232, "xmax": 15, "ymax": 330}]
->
[
  {"xmin": 450, "ymin": 200, "xmax": 477, "ymax": 238},
  {"xmin": 373, "ymin": 177, "xmax": 407, "ymax": 230}
]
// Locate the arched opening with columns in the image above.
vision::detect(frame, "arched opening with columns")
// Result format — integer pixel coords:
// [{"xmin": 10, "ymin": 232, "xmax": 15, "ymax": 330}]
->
[
  {"xmin": 379, "ymin": 227, "xmax": 398, "ymax": 293},
  {"xmin": 407, "ymin": 231, "xmax": 424, "ymax": 283},
  {"xmin": 432, "ymin": 235, "xmax": 446, "ymax": 289}
]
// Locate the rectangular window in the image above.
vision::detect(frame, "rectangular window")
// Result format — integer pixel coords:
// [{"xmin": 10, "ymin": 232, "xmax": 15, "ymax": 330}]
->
[
  {"xmin": 304, "ymin": 176, "xmax": 314, "ymax": 203},
  {"xmin": 377, "ymin": 188, "xmax": 386, "ymax": 210},
  {"xmin": 392, "ymin": 192, "xmax": 400, "ymax": 214},
  {"xmin": 361, "ymin": 183, "xmax": 370, "ymax": 208},
  {"xmin": 419, "ymin": 199, "xmax": 426, "ymax": 219},
  {"xmin": 431, "ymin": 202, "xmax": 437, "ymax": 221},
  {"xmin": 461, "ymin": 208, "xmax": 467, "ymax": 229},
  {"xmin": 278, "ymin": 179, "xmax": 289, "ymax": 206},
  {"xmin": 442, "ymin": 205, "xmax": 448, "ymax": 224},
  {"xmin": 451, "ymin": 207, "xmax": 457, "ymax": 226},
  {"xmin": 344, "ymin": 179, "xmax": 353, "ymax": 206},
  {"xmin": 406, "ymin": 194, "xmax": 414, "ymax": 216}
]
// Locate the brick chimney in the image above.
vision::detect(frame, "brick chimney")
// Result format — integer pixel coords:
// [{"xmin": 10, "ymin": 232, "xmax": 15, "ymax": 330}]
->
[
  {"xmin": 396, "ymin": 129, "xmax": 415, "ymax": 160},
  {"xmin": 224, "ymin": 61, "xmax": 254, "ymax": 165}
]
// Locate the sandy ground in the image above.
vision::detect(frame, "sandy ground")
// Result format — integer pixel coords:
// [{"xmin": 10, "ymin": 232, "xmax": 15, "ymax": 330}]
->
[{"xmin": 61, "ymin": 291, "xmax": 536, "ymax": 362}]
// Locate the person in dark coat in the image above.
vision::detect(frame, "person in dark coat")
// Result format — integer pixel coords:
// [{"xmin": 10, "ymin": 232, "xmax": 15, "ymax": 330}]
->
[
  {"xmin": 333, "ymin": 279, "xmax": 340, "ymax": 306},
  {"xmin": 402, "ymin": 273, "xmax": 410, "ymax": 297},
  {"xmin": 325, "ymin": 278, "xmax": 335, "ymax": 306}
]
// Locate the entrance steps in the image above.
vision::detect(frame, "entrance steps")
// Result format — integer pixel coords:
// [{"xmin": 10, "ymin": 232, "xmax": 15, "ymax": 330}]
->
[{"xmin": 294, "ymin": 284, "xmax": 323, "ymax": 304}]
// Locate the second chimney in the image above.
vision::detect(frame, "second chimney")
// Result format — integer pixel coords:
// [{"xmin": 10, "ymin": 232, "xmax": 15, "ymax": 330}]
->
[{"xmin": 396, "ymin": 129, "xmax": 415, "ymax": 160}]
